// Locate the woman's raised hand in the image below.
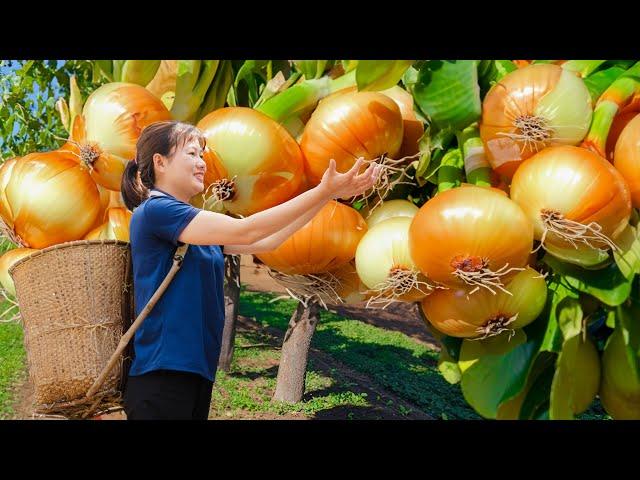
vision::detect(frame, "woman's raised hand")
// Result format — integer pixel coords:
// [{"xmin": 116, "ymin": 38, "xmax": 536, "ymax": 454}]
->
[{"xmin": 319, "ymin": 157, "xmax": 382, "ymax": 200}]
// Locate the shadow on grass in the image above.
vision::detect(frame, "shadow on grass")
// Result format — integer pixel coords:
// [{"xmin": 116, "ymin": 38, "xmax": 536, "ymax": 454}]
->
[
  {"xmin": 229, "ymin": 365, "xmax": 279, "ymax": 381},
  {"xmin": 239, "ymin": 290, "xmax": 480, "ymax": 420}
]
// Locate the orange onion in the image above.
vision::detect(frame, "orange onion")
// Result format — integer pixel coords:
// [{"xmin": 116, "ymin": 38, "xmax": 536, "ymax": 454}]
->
[
  {"xmin": 480, "ymin": 64, "xmax": 592, "ymax": 178},
  {"xmin": 408, "ymin": 185, "xmax": 533, "ymax": 293},
  {"xmin": 420, "ymin": 267, "xmax": 547, "ymax": 338},
  {"xmin": 606, "ymin": 110, "xmax": 639, "ymax": 161},
  {"xmin": 510, "ymin": 145, "xmax": 631, "ymax": 264},
  {"xmin": 330, "ymin": 261, "xmax": 368, "ymax": 305},
  {"xmin": 84, "ymin": 207, "xmax": 133, "ymax": 242},
  {"xmin": 0, "ymin": 247, "xmax": 38, "ymax": 297},
  {"xmin": 355, "ymin": 216, "xmax": 432, "ymax": 305},
  {"xmin": 90, "ymin": 185, "xmax": 127, "ymax": 231},
  {"xmin": 380, "ymin": 86, "xmax": 424, "ymax": 158},
  {"xmin": 614, "ymin": 114, "xmax": 640, "ymax": 208},
  {"xmin": 0, "ymin": 158, "xmax": 19, "ymax": 231},
  {"xmin": 300, "ymin": 90, "xmax": 404, "ymax": 186},
  {"xmin": 66, "ymin": 82, "xmax": 172, "ymax": 191},
  {"xmin": 255, "ymin": 201, "xmax": 367, "ymax": 275},
  {"xmin": 0, "ymin": 150, "xmax": 101, "ymax": 248},
  {"xmin": 197, "ymin": 107, "xmax": 305, "ymax": 216}
]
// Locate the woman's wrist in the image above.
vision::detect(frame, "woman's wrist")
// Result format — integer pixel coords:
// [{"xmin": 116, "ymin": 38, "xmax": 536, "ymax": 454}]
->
[{"xmin": 315, "ymin": 182, "xmax": 336, "ymax": 201}]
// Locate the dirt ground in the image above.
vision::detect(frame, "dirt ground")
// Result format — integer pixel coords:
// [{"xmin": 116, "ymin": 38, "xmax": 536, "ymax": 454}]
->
[{"xmin": 11, "ymin": 255, "xmax": 438, "ymax": 420}]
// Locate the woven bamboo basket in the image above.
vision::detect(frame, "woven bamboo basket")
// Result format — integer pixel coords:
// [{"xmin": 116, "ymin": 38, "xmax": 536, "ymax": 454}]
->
[{"xmin": 8, "ymin": 239, "xmax": 134, "ymax": 418}]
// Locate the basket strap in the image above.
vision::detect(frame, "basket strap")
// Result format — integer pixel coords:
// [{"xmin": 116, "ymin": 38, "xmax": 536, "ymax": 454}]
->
[{"xmin": 86, "ymin": 242, "xmax": 190, "ymax": 399}]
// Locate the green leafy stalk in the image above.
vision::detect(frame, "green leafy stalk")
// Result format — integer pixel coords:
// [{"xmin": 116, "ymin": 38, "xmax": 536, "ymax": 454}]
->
[
  {"xmin": 356, "ymin": 60, "xmax": 414, "ymax": 91},
  {"xmin": 457, "ymin": 124, "xmax": 491, "ymax": 187},
  {"xmin": 195, "ymin": 60, "xmax": 234, "ymax": 121},
  {"xmin": 582, "ymin": 61, "xmax": 640, "ymax": 157},
  {"xmin": 120, "ymin": 60, "xmax": 161, "ymax": 85},
  {"xmin": 561, "ymin": 60, "xmax": 606, "ymax": 78},
  {"xmin": 437, "ymin": 147, "xmax": 464, "ymax": 192},
  {"xmin": 171, "ymin": 60, "xmax": 220, "ymax": 122}
]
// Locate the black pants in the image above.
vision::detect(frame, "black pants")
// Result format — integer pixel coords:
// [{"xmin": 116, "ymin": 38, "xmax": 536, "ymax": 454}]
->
[{"xmin": 123, "ymin": 369, "xmax": 213, "ymax": 420}]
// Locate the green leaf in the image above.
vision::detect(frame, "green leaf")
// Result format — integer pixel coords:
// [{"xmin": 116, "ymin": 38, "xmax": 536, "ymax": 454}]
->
[
  {"xmin": 606, "ymin": 309, "xmax": 616, "ymax": 329},
  {"xmin": 519, "ymin": 359, "xmax": 556, "ymax": 419},
  {"xmin": 538, "ymin": 278, "xmax": 579, "ymax": 353},
  {"xmin": 543, "ymin": 255, "xmax": 633, "ymax": 307},
  {"xmin": 561, "ymin": 60, "xmax": 606, "ymax": 78},
  {"xmin": 412, "ymin": 60, "xmax": 481, "ymax": 132},
  {"xmin": 437, "ymin": 347, "xmax": 461, "ymax": 384},
  {"xmin": 584, "ymin": 66, "xmax": 627, "ymax": 103},
  {"xmin": 557, "ymin": 297, "xmax": 583, "ymax": 341},
  {"xmin": 549, "ymin": 335, "xmax": 600, "ymax": 419},
  {"xmin": 356, "ymin": 60, "xmax": 414, "ymax": 92},
  {"xmin": 478, "ymin": 60, "xmax": 517, "ymax": 96},
  {"xmin": 460, "ymin": 332, "xmax": 529, "ymax": 418},
  {"xmin": 437, "ymin": 147, "xmax": 463, "ymax": 192},
  {"xmin": 613, "ymin": 224, "xmax": 640, "ymax": 280},
  {"xmin": 616, "ymin": 300, "xmax": 640, "ymax": 383}
]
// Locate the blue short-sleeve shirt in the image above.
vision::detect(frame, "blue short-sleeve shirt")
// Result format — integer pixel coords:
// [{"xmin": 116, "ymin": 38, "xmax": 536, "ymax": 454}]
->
[{"xmin": 128, "ymin": 188, "xmax": 225, "ymax": 382}]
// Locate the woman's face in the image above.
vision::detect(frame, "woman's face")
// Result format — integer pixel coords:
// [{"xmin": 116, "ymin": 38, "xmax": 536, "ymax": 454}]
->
[{"xmin": 155, "ymin": 137, "xmax": 207, "ymax": 200}]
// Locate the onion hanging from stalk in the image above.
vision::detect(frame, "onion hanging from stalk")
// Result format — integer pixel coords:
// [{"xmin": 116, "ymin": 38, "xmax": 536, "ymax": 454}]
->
[
  {"xmin": 355, "ymin": 216, "xmax": 433, "ymax": 308},
  {"xmin": 510, "ymin": 145, "xmax": 631, "ymax": 263},
  {"xmin": 408, "ymin": 185, "xmax": 533, "ymax": 294},
  {"xmin": 599, "ymin": 328, "xmax": 640, "ymax": 420},
  {"xmin": 420, "ymin": 267, "xmax": 547, "ymax": 339},
  {"xmin": 300, "ymin": 90, "xmax": 412, "ymax": 213},
  {"xmin": 256, "ymin": 201, "xmax": 367, "ymax": 275},
  {"xmin": 197, "ymin": 107, "xmax": 305, "ymax": 216},
  {"xmin": 0, "ymin": 150, "xmax": 101, "ymax": 248},
  {"xmin": 380, "ymin": 86, "xmax": 424, "ymax": 158},
  {"xmin": 84, "ymin": 207, "xmax": 133, "ymax": 242},
  {"xmin": 614, "ymin": 114, "xmax": 640, "ymax": 208},
  {"xmin": 480, "ymin": 64, "xmax": 593, "ymax": 178},
  {"xmin": 65, "ymin": 82, "xmax": 172, "ymax": 191},
  {"xmin": 0, "ymin": 247, "xmax": 38, "ymax": 297}
]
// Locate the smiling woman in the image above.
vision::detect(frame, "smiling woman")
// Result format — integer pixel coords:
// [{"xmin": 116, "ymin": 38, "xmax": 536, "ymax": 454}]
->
[{"xmin": 118, "ymin": 120, "xmax": 381, "ymax": 420}]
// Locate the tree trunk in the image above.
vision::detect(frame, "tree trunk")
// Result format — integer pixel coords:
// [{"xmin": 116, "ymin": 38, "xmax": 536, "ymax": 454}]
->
[
  {"xmin": 273, "ymin": 300, "xmax": 321, "ymax": 403},
  {"xmin": 218, "ymin": 254, "xmax": 241, "ymax": 372}
]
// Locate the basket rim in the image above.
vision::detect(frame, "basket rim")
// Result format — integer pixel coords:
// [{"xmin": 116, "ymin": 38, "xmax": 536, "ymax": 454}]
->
[{"xmin": 8, "ymin": 239, "xmax": 130, "ymax": 276}]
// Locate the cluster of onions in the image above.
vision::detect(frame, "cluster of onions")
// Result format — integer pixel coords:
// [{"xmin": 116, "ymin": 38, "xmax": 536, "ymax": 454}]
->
[
  {"xmin": 408, "ymin": 185, "xmax": 534, "ymax": 294},
  {"xmin": 0, "ymin": 150, "xmax": 102, "ymax": 249},
  {"xmin": 300, "ymin": 90, "xmax": 415, "ymax": 213},
  {"xmin": 63, "ymin": 82, "xmax": 172, "ymax": 191},
  {"xmin": 420, "ymin": 267, "xmax": 547, "ymax": 338},
  {"xmin": 355, "ymin": 200, "xmax": 431, "ymax": 308},
  {"xmin": 510, "ymin": 145, "xmax": 631, "ymax": 267},
  {"xmin": 480, "ymin": 64, "xmax": 593, "ymax": 178},
  {"xmin": 255, "ymin": 201, "xmax": 367, "ymax": 307},
  {"xmin": 84, "ymin": 207, "xmax": 133, "ymax": 242},
  {"xmin": 197, "ymin": 107, "xmax": 306, "ymax": 217}
]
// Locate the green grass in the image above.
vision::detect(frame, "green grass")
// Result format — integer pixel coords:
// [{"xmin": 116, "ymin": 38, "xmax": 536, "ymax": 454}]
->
[
  {"xmin": 239, "ymin": 288, "xmax": 480, "ymax": 419},
  {"xmin": 211, "ymin": 327, "xmax": 383, "ymax": 419},
  {"xmin": 0, "ymin": 314, "xmax": 26, "ymax": 419}
]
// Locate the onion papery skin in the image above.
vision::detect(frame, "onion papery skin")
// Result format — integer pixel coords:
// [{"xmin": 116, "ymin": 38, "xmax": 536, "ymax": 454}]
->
[
  {"xmin": 420, "ymin": 267, "xmax": 547, "ymax": 338},
  {"xmin": 365, "ymin": 199, "xmax": 419, "ymax": 229},
  {"xmin": 84, "ymin": 207, "xmax": 132, "ymax": 242},
  {"xmin": 2, "ymin": 150, "xmax": 101, "ymax": 248},
  {"xmin": 614, "ymin": 113, "xmax": 640, "ymax": 208},
  {"xmin": 480, "ymin": 64, "xmax": 592, "ymax": 178},
  {"xmin": 255, "ymin": 201, "xmax": 367, "ymax": 275},
  {"xmin": 300, "ymin": 91, "xmax": 404, "ymax": 186},
  {"xmin": 197, "ymin": 107, "xmax": 305, "ymax": 216},
  {"xmin": 408, "ymin": 185, "xmax": 533, "ymax": 288},
  {"xmin": 68, "ymin": 82, "xmax": 172, "ymax": 191},
  {"xmin": 0, "ymin": 247, "xmax": 39, "ymax": 296},
  {"xmin": 510, "ymin": 145, "xmax": 631, "ymax": 253},
  {"xmin": 355, "ymin": 216, "xmax": 429, "ymax": 302}
]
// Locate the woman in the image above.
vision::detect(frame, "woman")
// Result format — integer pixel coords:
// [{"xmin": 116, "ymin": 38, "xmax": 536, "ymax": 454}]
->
[{"xmin": 120, "ymin": 120, "xmax": 381, "ymax": 420}]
